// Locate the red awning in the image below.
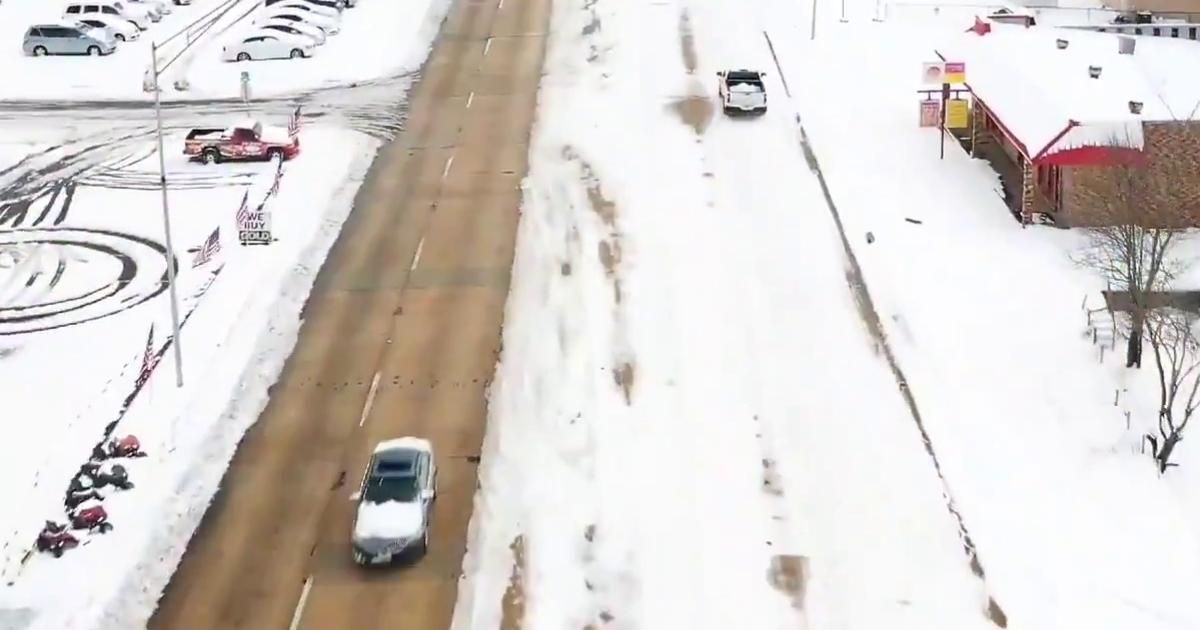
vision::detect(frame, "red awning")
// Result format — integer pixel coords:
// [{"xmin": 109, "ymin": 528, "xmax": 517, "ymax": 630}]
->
[{"xmin": 1035, "ymin": 145, "xmax": 1147, "ymax": 167}]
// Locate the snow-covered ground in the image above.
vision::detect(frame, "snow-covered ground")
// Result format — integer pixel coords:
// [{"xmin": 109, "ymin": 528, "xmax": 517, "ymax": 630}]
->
[
  {"xmin": 0, "ymin": 0, "xmax": 450, "ymax": 101},
  {"xmin": 449, "ymin": 0, "xmax": 1053, "ymax": 628},
  {"xmin": 181, "ymin": 0, "xmax": 451, "ymax": 98},
  {"xmin": 453, "ymin": 0, "xmax": 1200, "ymax": 628},
  {"xmin": 768, "ymin": 0, "xmax": 1200, "ymax": 628},
  {"xmin": 0, "ymin": 122, "xmax": 379, "ymax": 630}
]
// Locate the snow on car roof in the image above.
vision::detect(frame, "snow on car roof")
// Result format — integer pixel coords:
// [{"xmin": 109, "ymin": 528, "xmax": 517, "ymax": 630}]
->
[
  {"xmin": 374, "ymin": 437, "xmax": 433, "ymax": 454},
  {"xmin": 937, "ymin": 22, "xmax": 1200, "ymax": 157}
]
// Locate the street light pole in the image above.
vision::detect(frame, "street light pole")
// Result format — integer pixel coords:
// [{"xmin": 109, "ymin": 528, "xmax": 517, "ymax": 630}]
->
[{"xmin": 151, "ymin": 41, "xmax": 185, "ymax": 388}]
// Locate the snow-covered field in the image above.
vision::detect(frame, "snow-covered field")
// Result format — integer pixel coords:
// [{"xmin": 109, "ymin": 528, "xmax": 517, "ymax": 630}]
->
[
  {"xmin": 453, "ymin": 0, "xmax": 1200, "ymax": 629},
  {"xmin": 0, "ymin": 0, "xmax": 450, "ymax": 101}
]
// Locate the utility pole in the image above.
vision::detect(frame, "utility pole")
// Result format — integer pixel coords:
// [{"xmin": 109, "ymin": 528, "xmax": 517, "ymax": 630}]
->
[
  {"xmin": 810, "ymin": 0, "xmax": 818, "ymax": 39},
  {"xmin": 150, "ymin": 41, "xmax": 185, "ymax": 388}
]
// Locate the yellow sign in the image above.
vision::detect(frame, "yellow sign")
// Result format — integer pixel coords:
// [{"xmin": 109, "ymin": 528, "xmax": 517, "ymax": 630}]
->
[
  {"xmin": 944, "ymin": 61, "xmax": 966, "ymax": 85},
  {"xmin": 945, "ymin": 98, "xmax": 970, "ymax": 129}
]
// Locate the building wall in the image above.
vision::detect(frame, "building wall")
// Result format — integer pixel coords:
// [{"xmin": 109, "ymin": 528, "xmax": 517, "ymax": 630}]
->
[
  {"xmin": 1106, "ymin": 0, "xmax": 1200, "ymax": 15},
  {"xmin": 1058, "ymin": 121, "xmax": 1200, "ymax": 227}
]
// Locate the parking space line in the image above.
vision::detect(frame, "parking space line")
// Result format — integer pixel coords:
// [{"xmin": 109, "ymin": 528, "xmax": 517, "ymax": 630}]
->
[
  {"xmin": 484, "ymin": 36, "xmax": 493, "ymax": 56},
  {"xmin": 442, "ymin": 154, "xmax": 455, "ymax": 180},
  {"xmin": 466, "ymin": 91, "xmax": 475, "ymax": 109}
]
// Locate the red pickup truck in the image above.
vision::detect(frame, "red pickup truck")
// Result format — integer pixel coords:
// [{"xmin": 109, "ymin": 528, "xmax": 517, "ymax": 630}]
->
[{"xmin": 183, "ymin": 119, "xmax": 300, "ymax": 165}]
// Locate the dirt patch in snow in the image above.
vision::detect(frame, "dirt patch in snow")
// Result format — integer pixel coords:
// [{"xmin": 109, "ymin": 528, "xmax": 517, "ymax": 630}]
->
[
  {"xmin": 678, "ymin": 10, "xmax": 698, "ymax": 73},
  {"xmin": 499, "ymin": 535, "xmax": 526, "ymax": 630},
  {"xmin": 761, "ymin": 457, "xmax": 784, "ymax": 497},
  {"xmin": 845, "ymin": 267, "xmax": 884, "ymax": 356},
  {"xmin": 612, "ymin": 361, "xmax": 635, "ymax": 405},
  {"xmin": 669, "ymin": 9, "xmax": 714, "ymax": 135},
  {"xmin": 670, "ymin": 95, "xmax": 714, "ymax": 136},
  {"xmin": 768, "ymin": 554, "xmax": 808, "ymax": 610}
]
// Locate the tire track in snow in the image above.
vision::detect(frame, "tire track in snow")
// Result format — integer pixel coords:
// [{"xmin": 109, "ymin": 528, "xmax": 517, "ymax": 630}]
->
[
  {"xmin": 762, "ymin": 29, "xmax": 1009, "ymax": 629},
  {"xmin": 673, "ymin": 9, "xmax": 807, "ymax": 624}
]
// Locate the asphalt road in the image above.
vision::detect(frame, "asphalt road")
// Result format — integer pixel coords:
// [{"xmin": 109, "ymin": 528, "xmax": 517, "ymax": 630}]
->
[{"xmin": 146, "ymin": 0, "xmax": 550, "ymax": 627}]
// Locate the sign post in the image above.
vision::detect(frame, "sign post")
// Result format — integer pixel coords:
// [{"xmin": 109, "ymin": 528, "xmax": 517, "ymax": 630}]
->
[{"xmin": 240, "ymin": 71, "xmax": 251, "ymax": 110}]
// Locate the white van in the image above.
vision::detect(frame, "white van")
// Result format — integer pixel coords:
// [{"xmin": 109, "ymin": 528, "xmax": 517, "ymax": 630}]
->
[{"xmin": 63, "ymin": 1, "xmax": 154, "ymax": 30}]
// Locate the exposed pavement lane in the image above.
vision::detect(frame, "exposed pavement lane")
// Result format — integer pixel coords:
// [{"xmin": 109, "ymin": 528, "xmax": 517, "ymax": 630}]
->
[{"xmin": 147, "ymin": 0, "xmax": 550, "ymax": 627}]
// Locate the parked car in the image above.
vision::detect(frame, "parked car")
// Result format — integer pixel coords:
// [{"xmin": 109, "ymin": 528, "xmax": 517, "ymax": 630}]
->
[
  {"xmin": 23, "ymin": 23, "xmax": 116, "ymax": 56},
  {"xmin": 350, "ymin": 438, "xmax": 437, "ymax": 566},
  {"xmin": 221, "ymin": 31, "xmax": 315, "ymax": 62},
  {"xmin": 256, "ymin": 20, "xmax": 325, "ymax": 45},
  {"xmin": 261, "ymin": 9, "xmax": 339, "ymax": 35},
  {"xmin": 716, "ymin": 69, "xmax": 768, "ymax": 116},
  {"xmin": 265, "ymin": 0, "xmax": 341, "ymax": 16},
  {"xmin": 76, "ymin": 15, "xmax": 139, "ymax": 41},
  {"xmin": 128, "ymin": 0, "xmax": 170, "ymax": 16},
  {"xmin": 183, "ymin": 119, "xmax": 300, "ymax": 164},
  {"xmin": 63, "ymin": 2, "xmax": 150, "ymax": 30}
]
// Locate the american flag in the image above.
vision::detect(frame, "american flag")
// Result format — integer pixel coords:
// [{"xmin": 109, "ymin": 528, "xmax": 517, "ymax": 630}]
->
[
  {"xmin": 267, "ymin": 159, "xmax": 283, "ymax": 197},
  {"xmin": 288, "ymin": 105, "xmax": 301, "ymax": 138},
  {"xmin": 191, "ymin": 227, "xmax": 220, "ymax": 268},
  {"xmin": 235, "ymin": 191, "xmax": 251, "ymax": 228},
  {"xmin": 135, "ymin": 324, "xmax": 155, "ymax": 388}
]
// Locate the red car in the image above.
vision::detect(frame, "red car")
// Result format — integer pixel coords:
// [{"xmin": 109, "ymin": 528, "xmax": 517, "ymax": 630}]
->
[{"xmin": 183, "ymin": 119, "xmax": 299, "ymax": 165}]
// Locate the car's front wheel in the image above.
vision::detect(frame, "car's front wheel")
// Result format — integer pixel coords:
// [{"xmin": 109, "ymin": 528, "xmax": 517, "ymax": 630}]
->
[
  {"xmin": 32, "ymin": 45, "xmax": 48, "ymax": 57},
  {"xmin": 290, "ymin": 48, "xmax": 305, "ymax": 59},
  {"xmin": 87, "ymin": 46, "xmax": 101, "ymax": 56},
  {"xmin": 115, "ymin": 33, "xmax": 126, "ymax": 41}
]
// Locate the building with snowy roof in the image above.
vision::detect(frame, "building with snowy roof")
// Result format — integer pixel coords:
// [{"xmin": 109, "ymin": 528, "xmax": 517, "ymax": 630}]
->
[{"xmin": 938, "ymin": 19, "xmax": 1200, "ymax": 227}]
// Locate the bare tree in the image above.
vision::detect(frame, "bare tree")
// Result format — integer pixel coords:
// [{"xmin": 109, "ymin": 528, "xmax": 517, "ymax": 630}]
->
[
  {"xmin": 1074, "ymin": 134, "xmax": 1187, "ymax": 368},
  {"xmin": 1144, "ymin": 308, "xmax": 1200, "ymax": 472}
]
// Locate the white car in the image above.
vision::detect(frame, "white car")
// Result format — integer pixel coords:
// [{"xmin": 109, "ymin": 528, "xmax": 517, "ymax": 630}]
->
[
  {"xmin": 256, "ymin": 19, "xmax": 325, "ymax": 45},
  {"xmin": 222, "ymin": 31, "xmax": 315, "ymax": 61},
  {"xmin": 350, "ymin": 437, "xmax": 437, "ymax": 565},
  {"xmin": 270, "ymin": 1, "xmax": 340, "ymax": 20},
  {"xmin": 76, "ymin": 15, "xmax": 139, "ymax": 40},
  {"xmin": 128, "ymin": 0, "xmax": 170, "ymax": 15},
  {"xmin": 63, "ymin": 2, "xmax": 151, "ymax": 30},
  {"xmin": 262, "ymin": 9, "xmax": 339, "ymax": 35}
]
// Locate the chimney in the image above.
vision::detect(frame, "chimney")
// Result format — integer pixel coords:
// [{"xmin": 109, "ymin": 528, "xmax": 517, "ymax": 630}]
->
[
  {"xmin": 1088, "ymin": 65, "xmax": 1103, "ymax": 78},
  {"xmin": 1129, "ymin": 100, "xmax": 1144, "ymax": 114},
  {"xmin": 1118, "ymin": 36, "xmax": 1136, "ymax": 55},
  {"xmin": 1056, "ymin": 38, "xmax": 1069, "ymax": 49}
]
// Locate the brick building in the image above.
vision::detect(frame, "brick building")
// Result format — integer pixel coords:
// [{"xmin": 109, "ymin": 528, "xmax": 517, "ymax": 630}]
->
[{"xmin": 937, "ymin": 20, "xmax": 1200, "ymax": 227}]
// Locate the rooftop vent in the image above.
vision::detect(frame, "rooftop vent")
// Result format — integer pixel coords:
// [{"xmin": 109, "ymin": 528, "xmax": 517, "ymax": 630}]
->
[
  {"xmin": 1129, "ymin": 100, "xmax": 1144, "ymax": 114},
  {"xmin": 1118, "ymin": 36, "xmax": 1136, "ymax": 55},
  {"xmin": 1056, "ymin": 38, "xmax": 1069, "ymax": 49},
  {"xmin": 1088, "ymin": 65, "xmax": 1103, "ymax": 78}
]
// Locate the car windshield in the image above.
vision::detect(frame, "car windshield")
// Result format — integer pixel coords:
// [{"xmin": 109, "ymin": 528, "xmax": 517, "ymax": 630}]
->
[{"xmin": 363, "ymin": 474, "xmax": 419, "ymax": 503}]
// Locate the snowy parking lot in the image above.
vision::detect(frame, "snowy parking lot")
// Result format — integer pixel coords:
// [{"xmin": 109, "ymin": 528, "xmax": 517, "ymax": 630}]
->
[{"xmin": 1, "ymin": 0, "xmax": 449, "ymax": 101}]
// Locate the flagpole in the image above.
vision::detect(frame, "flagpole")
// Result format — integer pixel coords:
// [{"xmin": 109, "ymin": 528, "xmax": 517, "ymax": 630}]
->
[{"xmin": 151, "ymin": 41, "xmax": 185, "ymax": 388}]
